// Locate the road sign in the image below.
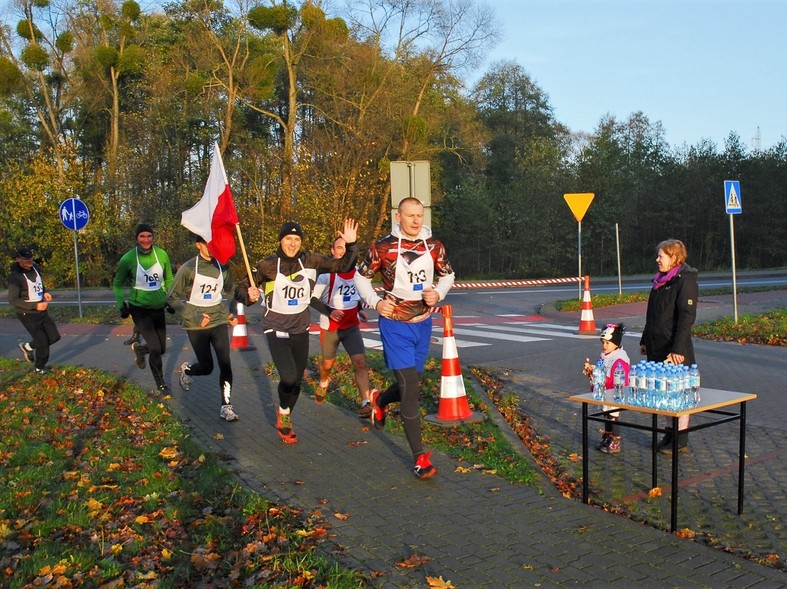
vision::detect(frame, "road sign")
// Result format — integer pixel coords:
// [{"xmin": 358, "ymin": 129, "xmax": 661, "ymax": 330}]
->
[
  {"xmin": 390, "ymin": 161, "xmax": 431, "ymax": 206},
  {"xmin": 724, "ymin": 180, "xmax": 742, "ymax": 214},
  {"xmin": 59, "ymin": 198, "xmax": 90, "ymax": 231},
  {"xmin": 563, "ymin": 193, "xmax": 595, "ymax": 222}
]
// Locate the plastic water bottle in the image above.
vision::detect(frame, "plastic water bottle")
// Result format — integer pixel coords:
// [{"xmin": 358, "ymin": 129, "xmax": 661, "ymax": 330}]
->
[
  {"xmin": 637, "ymin": 362, "xmax": 648, "ymax": 406},
  {"xmin": 645, "ymin": 363, "xmax": 656, "ymax": 407},
  {"xmin": 655, "ymin": 366, "xmax": 667, "ymax": 408},
  {"xmin": 668, "ymin": 367, "xmax": 682, "ymax": 410},
  {"xmin": 613, "ymin": 363, "xmax": 625, "ymax": 402},
  {"xmin": 592, "ymin": 359, "xmax": 605, "ymax": 400},
  {"xmin": 689, "ymin": 364, "xmax": 701, "ymax": 405},
  {"xmin": 680, "ymin": 365, "xmax": 691, "ymax": 408},
  {"xmin": 629, "ymin": 364, "xmax": 638, "ymax": 404}
]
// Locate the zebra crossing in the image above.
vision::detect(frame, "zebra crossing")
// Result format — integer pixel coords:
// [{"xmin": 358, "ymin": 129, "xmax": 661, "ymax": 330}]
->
[{"xmin": 310, "ymin": 314, "xmax": 641, "ymax": 350}]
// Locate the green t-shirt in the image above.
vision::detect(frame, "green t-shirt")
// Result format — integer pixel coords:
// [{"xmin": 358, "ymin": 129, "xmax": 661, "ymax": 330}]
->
[{"xmin": 113, "ymin": 245, "xmax": 173, "ymax": 310}]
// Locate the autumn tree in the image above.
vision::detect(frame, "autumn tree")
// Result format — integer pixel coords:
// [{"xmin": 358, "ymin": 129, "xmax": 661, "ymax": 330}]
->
[{"xmin": 0, "ymin": 0, "xmax": 75, "ymax": 177}]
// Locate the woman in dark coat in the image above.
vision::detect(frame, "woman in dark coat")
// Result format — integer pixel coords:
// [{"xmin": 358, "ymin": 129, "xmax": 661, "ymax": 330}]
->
[{"xmin": 640, "ymin": 238, "xmax": 698, "ymax": 453}]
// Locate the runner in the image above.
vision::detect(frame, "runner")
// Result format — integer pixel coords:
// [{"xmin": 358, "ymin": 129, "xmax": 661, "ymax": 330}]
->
[
  {"xmin": 113, "ymin": 223, "xmax": 174, "ymax": 394},
  {"xmin": 236, "ymin": 219, "xmax": 358, "ymax": 443},
  {"xmin": 354, "ymin": 197, "xmax": 455, "ymax": 479},
  {"xmin": 311, "ymin": 236, "xmax": 377, "ymax": 415},
  {"xmin": 167, "ymin": 233, "xmax": 240, "ymax": 421}
]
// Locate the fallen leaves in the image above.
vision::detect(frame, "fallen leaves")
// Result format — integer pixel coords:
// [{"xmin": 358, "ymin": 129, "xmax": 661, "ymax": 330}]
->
[
  {"xmin": 648, "ymin": 487, "xmax": 663, "ymax": 498},
  {"xmin": 427, "ymin": 575, "xmax": 456, "ymax": 588},
  {"xmin": 0, "ymin": 362, "xmax": 366, "ymax": 588},
  {"xmin": 396, "ymin": 553, "xmax": 430, "ymax": 568},
  {"xmin": 158, "ymin": 446, "xmax": 179, "ymax": 460}
]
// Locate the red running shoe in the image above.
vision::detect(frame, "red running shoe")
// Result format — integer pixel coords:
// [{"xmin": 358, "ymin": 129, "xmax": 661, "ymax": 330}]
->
[
  {"xmin": 413, "ymin": 451, "xmax": 437, "ymax": 479},
  {"xmin": 276, "ymin": 411, "xmax": 298, "ymax": 444},
  {"xmin": 370, "ymin": 389, "xmax": 386, "ymax": 430}
]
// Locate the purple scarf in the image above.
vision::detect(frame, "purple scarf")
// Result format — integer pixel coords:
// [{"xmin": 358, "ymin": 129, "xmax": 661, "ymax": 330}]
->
[{"xmin": 652, "ymin": 264, "xmax": 681, "ymax": 290}]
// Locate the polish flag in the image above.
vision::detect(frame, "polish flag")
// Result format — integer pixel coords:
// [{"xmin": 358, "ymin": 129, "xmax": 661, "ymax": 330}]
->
[{"xmin": 181, "ymin": 142, "xmax": 238, "ymax": 264}]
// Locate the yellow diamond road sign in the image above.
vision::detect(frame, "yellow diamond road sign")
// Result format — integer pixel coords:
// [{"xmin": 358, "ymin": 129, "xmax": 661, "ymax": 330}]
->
[{"xmin": 563, "ymin": 193, "xmax": 595, "ymax": 222}]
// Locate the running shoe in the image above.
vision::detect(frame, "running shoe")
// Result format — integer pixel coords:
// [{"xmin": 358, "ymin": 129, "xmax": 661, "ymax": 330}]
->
[
  {"xmin": 599, "ymin": 436, "xmax": 621, "ymax": 454},
  {"xmin": 276, "ymin": 411, "xmax": 298, "ymax": 443},
  {"xmin": 413, "ymin": 451, "xmax": 437, "ymax": 479},
  {"xmin": 131, "ymin": 342, "xmax": 147, "ymax": 369},
  {"xmin": 358, "ymin": 402, "xmax": 373, "ymax": 418},
  {"xmin": 35, "ymin": 366, "xmax": 51, "ymax": 375},
  {"xmin": 123, "ymin": 332, "xmax": 140, "ymax": 346},
  {"xmin": 315, "ymin": 384, "xmax": 328, "ymax": 404},
  {"xmin": 220, "ymin": 404, "xmax": 239, "ymax": 422},
  {"xmin": 179, "ymin": 362, "xmax": 192, "ymax": 391},
  {"xmin": 370, "ymin": 389, "xmax": 386, "ymax": 430},
  {"xmin": 597, "ymin": 432, "xmax": 612, "ymax": 452},
  {"xmin": 18, "ymin": 342, "xmax": 35, "ymax": 364},
  {"xmin": 157, "ymin": 383, "xmax": 171, "ymax": 395}
]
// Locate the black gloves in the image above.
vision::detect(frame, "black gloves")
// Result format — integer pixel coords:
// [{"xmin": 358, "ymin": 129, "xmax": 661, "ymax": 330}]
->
[
  {"xmin": 120, "ymin": 303, "xmax": 130, "ymax": 319},
  {"xmin": 165, "ymin": 304, "xmax": 176, "ymax": 315}
]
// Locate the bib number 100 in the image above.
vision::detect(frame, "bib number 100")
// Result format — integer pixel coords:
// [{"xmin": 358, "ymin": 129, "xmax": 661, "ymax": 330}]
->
[{"xmin": 281, "ymin": 285, "xmax": 305, "ymax": 300}]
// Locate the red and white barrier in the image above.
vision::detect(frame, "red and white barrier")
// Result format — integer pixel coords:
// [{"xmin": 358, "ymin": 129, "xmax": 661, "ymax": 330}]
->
[{"xmin": 372, "ymin": 276, "xmax": 581, "ymax": 293}]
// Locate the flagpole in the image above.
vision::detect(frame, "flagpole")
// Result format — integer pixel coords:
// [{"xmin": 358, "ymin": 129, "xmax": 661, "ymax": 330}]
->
[{"xmin": 235, "ymin": 224, "xmax": 257, "ymax": 289}]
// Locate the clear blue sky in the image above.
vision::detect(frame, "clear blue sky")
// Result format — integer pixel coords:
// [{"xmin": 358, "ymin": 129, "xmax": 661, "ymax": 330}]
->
[{"xmin": 478, "ymin": 0, "xmax": 786, "ymax": 151}]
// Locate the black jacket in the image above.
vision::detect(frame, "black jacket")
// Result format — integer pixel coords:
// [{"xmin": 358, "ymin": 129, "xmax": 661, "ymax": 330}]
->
[
  {"xmin": 640, "ymin": 263, "xmax": 698, "ymax": 365},
  {"xmin": 7, "ymin": 262, "xmax": 48, "ymax": 314}
]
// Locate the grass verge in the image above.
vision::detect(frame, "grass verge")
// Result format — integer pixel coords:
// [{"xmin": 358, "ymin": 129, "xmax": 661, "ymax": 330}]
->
[
  {"xmin": 555, "ymin": 286, "xmax": 786, "ymax": 346},
  {"xmin": 297, "ymin": 353, "xmax": 541, "ymax": 487},
  {"xmin": 0, "ymin": 358, "xmax": 368, "ymax": 588}
]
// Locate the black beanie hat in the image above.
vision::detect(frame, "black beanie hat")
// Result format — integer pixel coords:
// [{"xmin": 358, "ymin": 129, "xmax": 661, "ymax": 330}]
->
[
  {"xmin": 600, "ymin": 323, "xmax": 625, "ymax": 348},
  {"xmin": 278, "ymin": 221, "xmax": 303, "ymax": 241},
  {"xmin": 15, "ymin": 246, "xmax": 33, "ymax": 260},
  {"xmin": 135, "ymin": 223, "xmax": 154, "ymax": 237}
]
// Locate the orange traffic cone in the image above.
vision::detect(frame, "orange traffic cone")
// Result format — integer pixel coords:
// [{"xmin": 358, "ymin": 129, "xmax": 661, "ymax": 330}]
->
[
  {"xmin": 425, "ymin": 305, "xmax": 484, "ymax": 427},
  {"xmin": 231, "ymin": 302, "xmax": 256, "ymax": 351},
  {"xmin": 577, "ymin": 275, "xmax": 598, "ymax": 335}
]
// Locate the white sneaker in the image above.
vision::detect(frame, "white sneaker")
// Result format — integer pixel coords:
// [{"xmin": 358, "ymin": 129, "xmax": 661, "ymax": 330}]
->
[
  {"xmin": 220, "ymin": 404, "xmax": 238, "ymax": 422},
  {"xmin": 18, "ymin": 342, "xmax": 34, "ymax": 364},
  {"xmin": 179, "ymin": 362, "xmax": 192, "ymax": 391}
]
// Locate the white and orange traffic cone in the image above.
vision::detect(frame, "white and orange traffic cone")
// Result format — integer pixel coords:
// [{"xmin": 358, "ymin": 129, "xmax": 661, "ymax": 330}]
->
[
  {"xmin": 425, "ymin": 305, "xmax": 484, "ymax": 427},
  {"xmin": 230, "ymin": 302, "xmax": 256, "ymax": 351},
  {"xmin": 577, "ymin": 275, "xmax": 598, "ymax": 335}
]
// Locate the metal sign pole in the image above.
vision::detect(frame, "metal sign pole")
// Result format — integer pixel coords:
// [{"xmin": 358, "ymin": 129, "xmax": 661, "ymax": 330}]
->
[
  {"xmin": 70, "ymin": 199, "xmax": 83, "ymax": 317},
  {"xmin": 577, "ymin": 220, "xmax": 582, "ymax": 300},
  {"xmin": 723, "ymin": 180, "xmax": 741, "ymax": 323},
  {"xmin": 72, "ymin": 228, "xmax": 82, "ymax": 318},
  {"xmin": 563, "ymin": 193, "xmax": 595, "ymax": 300},
  {"xmin": 730, "ymin": 214, "xmax": 738, "ymax": 323},
  {"xmin": 61, "ymin": 197, "xmax": 89, "ymax": 318},
  {"xmin": 615, "ymin": 222, "xmax": 622, "ymax": 296}
]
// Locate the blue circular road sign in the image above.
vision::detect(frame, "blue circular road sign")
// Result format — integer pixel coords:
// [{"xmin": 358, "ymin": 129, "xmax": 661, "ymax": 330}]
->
[{"xmin": 59, "ymin": 198, "xmax": 90, "ymax": 231}]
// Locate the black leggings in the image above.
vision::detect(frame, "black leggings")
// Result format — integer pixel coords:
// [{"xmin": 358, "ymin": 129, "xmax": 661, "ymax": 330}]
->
[
  {"xmin": 130, "ymin": 305, "xmax": 167, "ymax": 386},
  {"xmin": 378, "ymin": 367, "xmax": 423, "ymax": 457},
  {"xmin": 18, "ymin": 311, "xmax": 61, "ymax": 369},
  {"xmin": 265, "ymin": 331, "xmax": 309, "ymax": 411},
  {"xmin": 185, "ymin": 325, "xmax": 233, "ymax": 405}
]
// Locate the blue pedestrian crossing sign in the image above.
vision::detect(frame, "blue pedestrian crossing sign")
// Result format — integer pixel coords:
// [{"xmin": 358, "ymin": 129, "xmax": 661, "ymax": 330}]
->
[
  {"xmin": 59, "ymin": 198, "xmax": 90, "ymax": 230},
  {"xmin": 724, "ymin": 180, "xmax": 742, "ymax": 214}
]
